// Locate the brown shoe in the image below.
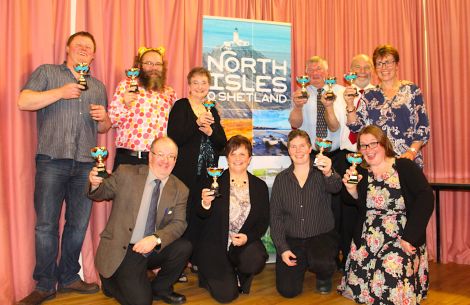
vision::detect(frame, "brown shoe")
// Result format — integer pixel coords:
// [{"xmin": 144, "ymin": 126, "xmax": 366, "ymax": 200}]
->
[
  {"xmin": 17, "ymin": 289, "xmax": 56, "ymax": 305},
  {"xmin": 58, "ymin": 279, "xmax": 99, "ymax": 294}
]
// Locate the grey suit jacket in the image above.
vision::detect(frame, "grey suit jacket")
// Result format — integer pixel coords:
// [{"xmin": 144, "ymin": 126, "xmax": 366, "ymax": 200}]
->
[{"xmin": 88, "ymin": 164, "xmax": 189, "ymax": 278}]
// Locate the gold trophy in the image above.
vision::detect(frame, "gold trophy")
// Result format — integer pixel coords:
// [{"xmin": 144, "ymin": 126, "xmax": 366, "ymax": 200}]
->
[
  {"xmin": 91, "ymin": 147, "xmax": 109, "ymax": 178},
  {"xmin": 203, "ymin": 99, "xmax": 216, "ymax": 113},
  {"xmin": 74, "ymin": 63, "xmax": 90, "ymax": 90},
  {"xmin": 125, "ymin": 68, "xmax": 140, "ymax": 93},
  {"xmin": 324, "ymin": 76, "xmax": 337, "ymax": 100},
  {"xmin": 207, "ymin": 167, "xmax": 224, "ymax": 197},
  {"xmin": 346, "ymin": 152, "xmax": 363, "ymax": 184},
  {"xmin": 314, "ymin": 138, "xmax": 332, "ymax": 169},
  {"xmin": 344, "ymin": 72, "xmax": 359, "ymax": 97},
  {"xmin": 296, "ymin": 75, "xmax": 310, "ymax": 98}
]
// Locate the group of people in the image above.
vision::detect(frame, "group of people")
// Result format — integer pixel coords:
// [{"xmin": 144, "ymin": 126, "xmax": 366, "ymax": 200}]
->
[{"xmin": 16, "ymin": 30, "xmax": 434, "ymax": 305}]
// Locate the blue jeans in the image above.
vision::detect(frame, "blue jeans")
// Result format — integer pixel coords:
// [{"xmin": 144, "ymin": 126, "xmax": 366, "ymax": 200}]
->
[{"xmin": 33, "ymin": 155, "xmax": 93, "ymax": 292}]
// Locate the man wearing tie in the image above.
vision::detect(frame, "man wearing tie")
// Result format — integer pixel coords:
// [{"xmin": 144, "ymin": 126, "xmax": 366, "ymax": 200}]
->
[
  {"xmin": 337, "ymin": 54, "xmax": 375, "ymax": 270},
  {"xmin": 88, "ymin": 136, "xmax": 190, "ymax": 305}
]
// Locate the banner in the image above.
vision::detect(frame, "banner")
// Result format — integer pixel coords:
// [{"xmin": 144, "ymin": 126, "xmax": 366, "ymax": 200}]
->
[{"xmin": 203, "ymin": 16, "xmax": 293, "ymax": 260}]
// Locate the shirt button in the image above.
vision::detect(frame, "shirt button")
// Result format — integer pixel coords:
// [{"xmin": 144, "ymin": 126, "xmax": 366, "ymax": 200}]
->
[
  {"xmin": 300, "ymin": 205, "xmax": 303, "ymax": 208},
  {"xmin": 301, "ymin": 219, "xmax": 304, "ymax": 221}
]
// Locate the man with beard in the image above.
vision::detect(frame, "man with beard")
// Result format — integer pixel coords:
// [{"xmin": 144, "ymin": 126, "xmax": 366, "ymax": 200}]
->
[{"xmin": 109, "ymin": 46, "xmax": 177, "ymax": 170}]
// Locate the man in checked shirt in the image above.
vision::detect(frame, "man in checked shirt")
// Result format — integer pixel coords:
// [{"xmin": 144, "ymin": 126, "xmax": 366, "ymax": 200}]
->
[{"xmin": 270, "ymin": 129, "xmax": 342, "ymax": 297}]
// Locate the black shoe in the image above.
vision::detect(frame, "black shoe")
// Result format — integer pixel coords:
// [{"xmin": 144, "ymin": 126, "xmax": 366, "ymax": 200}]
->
[
  {"xmin": 154, "ymin": 292, "xmax": 186, "ymax": 304},
  {"xmin": 315, "ymin": 278, "xmax": 332, "ymax": 295},
  {"xmin": 102, "ymin": 286, "xmax": 113, "ymax": 298}
]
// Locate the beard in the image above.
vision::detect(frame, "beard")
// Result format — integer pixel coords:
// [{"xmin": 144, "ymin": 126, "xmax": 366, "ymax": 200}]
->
[{"xmin": 139, "ymin": 69, "xmax": 166, "ymax": 92}]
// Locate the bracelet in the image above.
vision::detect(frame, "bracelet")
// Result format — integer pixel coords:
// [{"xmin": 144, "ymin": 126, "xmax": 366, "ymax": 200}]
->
[{"xmin": 346, "ymin": 106, "xmax": 355, "ymax": 113}]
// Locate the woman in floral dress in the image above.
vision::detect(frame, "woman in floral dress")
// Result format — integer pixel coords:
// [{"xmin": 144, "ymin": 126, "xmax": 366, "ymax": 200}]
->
[
  {"xmin": 338, "ymin": 125, "xmax": 434, "ymax": 304},
  {"xmin": 344, "ymin": 44, "xmax": 430, "ymax": 168}
]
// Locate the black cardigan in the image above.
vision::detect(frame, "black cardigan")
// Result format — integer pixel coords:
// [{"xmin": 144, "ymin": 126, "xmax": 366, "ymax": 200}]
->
[
  {"xmin": 167, "ymin": 98, "xmax": 227, "ymax": 189},
  {"xmin": 341, "ymin": 158, "xmax": 434, "ymax": 247}
]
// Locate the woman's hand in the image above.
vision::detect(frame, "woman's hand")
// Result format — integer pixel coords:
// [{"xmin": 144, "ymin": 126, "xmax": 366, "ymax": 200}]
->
[
  {"xmin": 231, "ymin": 233, "xmax": 247, "ymax": 246},
  {"xmin": 342, "ymin": 168, "xmax": 362, "ymax": 199},
  {"xmin": 281, "ymin": 250, "xmax": 297, "ymax": 266},
  {"xmin": 197, "ymin": 111, "xmax": 215, "ymax": 127},
  {"xmin": 316, "ymin": 154, "xmax": 332, "ymax": 175},
  {"xmin": 343, "ymin": 87, "xmax": 357, "ymax": 108},
  {"xmin": 201, "ymin": 188, "xmax": 215, "ymax": 208},
  {"xmin": 400, "ymin": 239, "xmax": 417, "ymax": 255},
  {"xmin": 199, "ymin": 124, "xmax": 213, "ymax": 136}
]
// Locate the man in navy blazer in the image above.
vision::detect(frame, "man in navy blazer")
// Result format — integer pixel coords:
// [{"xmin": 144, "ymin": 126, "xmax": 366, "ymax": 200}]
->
[{"xmin": 88, "ymin": 136, "xmax": 190, "ymax": 305}]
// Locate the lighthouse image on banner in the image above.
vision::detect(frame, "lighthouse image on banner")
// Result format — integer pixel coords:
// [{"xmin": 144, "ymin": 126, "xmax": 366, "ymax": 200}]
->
[{"xmin": 203, "ymin": 16, "xmax": 292, "ymax": 156}]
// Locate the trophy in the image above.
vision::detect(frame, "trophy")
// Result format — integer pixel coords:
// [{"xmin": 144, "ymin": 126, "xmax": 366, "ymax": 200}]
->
[
  {"xmin": 346, "ymin": 152, "xmax": 363, "ymax": 184},
  {"xmin": 296, "ymin": 75, "xmax": 311, "ymax": 98},
  {"xmin": 203, "ymin": 99, "xmax": 216, "ymax": 113},
  {"xmin": 74, "ymin": 63, "xmax": 90, "ymax": 90},
  {"xmin": 125, "ymin": 68, "xmax": 140, "ymax": 93},
  {"xmin": 314, "ymin": 138, "xmax": 332, "ymax": 168},
  {"xmin": 91, "ymin": 147, "xmax": 109, "ymax": 178},
  {"xmin": 344, "ymin": 72, "xmax": 359, "ymax": 97},
  {"xmin": 207, "ymin": 167, "xmax": 224, "ymax": 197},
  {"xmin": 324, "ymin": 76, "xmax": 337, "ymax": 100}
]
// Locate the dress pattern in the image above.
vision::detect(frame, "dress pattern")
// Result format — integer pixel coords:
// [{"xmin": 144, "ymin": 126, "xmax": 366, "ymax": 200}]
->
[
  {"xmin": 347, "ymin": 82, "xmax": 430, "ymax": 168},
  {"xmin": 338, "ymin": 168, "xmax": 429, "ymax": 305}
]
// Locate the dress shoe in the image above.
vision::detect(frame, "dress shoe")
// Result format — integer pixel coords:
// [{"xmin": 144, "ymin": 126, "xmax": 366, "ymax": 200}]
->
[
  {"xmin": 102, "ymin": 286, "xmax": 113, "ymax": 298},
  {"xmin": 315, "ymin": 278, "xmax": 332, "ymax": 294},
  {"xmin": 153, "ymin": 291, "xmax": 186, "ymax": 304},
  {"xmin": 58, "ymin": 279, "xmax": 99, "ymax": 294},
  {"xmin": 17, "ymin": 289, "xmax": 56, "ymax": 305}
]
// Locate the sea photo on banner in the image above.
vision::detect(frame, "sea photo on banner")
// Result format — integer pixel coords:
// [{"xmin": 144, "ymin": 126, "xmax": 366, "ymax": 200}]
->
[{"xmin": 203, "ymin": 16, "xmax": 293, "ymax": 260}]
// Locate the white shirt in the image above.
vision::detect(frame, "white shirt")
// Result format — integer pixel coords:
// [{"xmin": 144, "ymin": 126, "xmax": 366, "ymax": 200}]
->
[{"xmin": 339, "ymin": 83, "xmax": 375, "ymax": 152}]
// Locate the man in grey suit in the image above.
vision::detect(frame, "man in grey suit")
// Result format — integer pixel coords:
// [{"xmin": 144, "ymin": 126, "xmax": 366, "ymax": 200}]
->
[{"xmin": 88, "ymin": 136, "xmax": 191, "ymax": 305}]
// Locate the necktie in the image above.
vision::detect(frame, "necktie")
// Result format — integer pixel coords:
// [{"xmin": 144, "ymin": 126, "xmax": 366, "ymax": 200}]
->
[
  {"xmin": 316, "ymin": 88, "xmax": 328, "ymax": 138},
  {"xmin": 348, "ymin": 89, "xmax": 365, "ymax": 144},
  {"xmin": 144, "ymin": 179, "xmax": 161, "ymax": 237}
]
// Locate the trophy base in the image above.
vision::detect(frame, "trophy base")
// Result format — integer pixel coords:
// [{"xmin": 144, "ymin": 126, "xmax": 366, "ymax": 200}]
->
[
  {"xmin": 325, "ymin": 92, "xmax": 336, "ymax": 100},
  {"xmin": 97, "ymin": 168, "xmax": 109, "ymax": 178},
  {"xmin": 129, "ymin": 85, "xmax": 139, "ymax": 93},
  {"xmin": 210, "ymin": 186, "xmax": 221, "ymax": 197},
  {"xmin": 301, "ymin": 91, "xmax": 309, "ymax": 99},
  {"xmin": 78, "ymin": 80, "xmax": 88, "ymax": 91},
  {"xmin": 347, "ymin": 176, "xmax": 359, "ymax": 184}
]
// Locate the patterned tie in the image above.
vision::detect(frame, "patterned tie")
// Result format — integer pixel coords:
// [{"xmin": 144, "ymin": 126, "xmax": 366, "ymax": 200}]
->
[
  {"xmin": 144, "ymin": 179, "xmax": 161, "ymax": 237},
  {"xmin": 316, "ymin": 88, "xmax": 328, "ymax": 138},
  {"xmin": 348, "ymin": 89, "xmax": 365, "ymax": 144}
]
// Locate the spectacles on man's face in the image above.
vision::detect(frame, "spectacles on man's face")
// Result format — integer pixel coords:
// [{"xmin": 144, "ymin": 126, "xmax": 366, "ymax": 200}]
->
[
  {"xmin": 375, "ymin": 60, "xmax": 396, "ymax": 69},
  {"xmin": 141, "ymin": 61, "xmax": 163, "ymax": 67},
  {"xmin": 151, "ymin": 151, "xmax": 177, "ymax": 161},
  {"xmin": 359, "ymin": 141, "xmax": 379, "ymax": 150}
]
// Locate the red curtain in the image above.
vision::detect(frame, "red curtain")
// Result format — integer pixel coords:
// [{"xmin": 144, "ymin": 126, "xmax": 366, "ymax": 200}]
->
[{"xmin": 2, "ymin": 0, "xmax": 469, "ymax": 303}]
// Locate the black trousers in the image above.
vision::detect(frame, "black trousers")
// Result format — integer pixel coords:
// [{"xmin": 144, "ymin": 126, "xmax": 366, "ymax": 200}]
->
[
  {"xmin": 197, "ymin": 240, "xmax": 268, "ymax": 303},
  {"xmin": 275, "ymin": 230, "xmax": 338, "ymax": 298},
  {"xmin": 100, "ymin": 238, "xmax": 192, "ymax": 305}
]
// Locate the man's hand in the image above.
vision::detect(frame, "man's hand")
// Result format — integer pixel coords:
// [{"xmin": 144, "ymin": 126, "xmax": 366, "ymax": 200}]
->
[
  {"xmin": 133, "ymin": 235, "xmax": 159, "ymax": 254},
  {"xmin": 281, "ymin": 250, "xmax": 297, "ymax": 266},
  {"xmin": 292, "ymin": 89, "xmax": 308, "ymax": 108},
  {"xmin": 321, "ymin": 93, "xmax": 335, "ymax": 108},
  {"xmin": 123, "ymin": 90, "xmax": 138, "ymax": 107},
  {"xmin": 60, "ymin": 83, "xmax": 83, "ymax": 99},
  {"xmin": 89, "ymin": 167, "xmax": 103, "ymax": 191},
  {"xmin": 343, "ymin": 87, "xmax": 357, "ymax": 108},
  {"xmin": 90, "ymin": 104, "xmax": 107, "ymax": 122},
  {"xmin": 231, "ymin": 233, "xmax": 248, "ymax": 246}
]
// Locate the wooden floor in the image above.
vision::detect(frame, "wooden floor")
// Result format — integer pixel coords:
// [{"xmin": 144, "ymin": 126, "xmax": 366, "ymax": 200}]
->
[{"xmin": 43, "ymin": 262, "xmax": 470, "ymax": 305}]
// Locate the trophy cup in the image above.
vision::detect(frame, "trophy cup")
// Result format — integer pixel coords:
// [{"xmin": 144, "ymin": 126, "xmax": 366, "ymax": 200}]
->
[
  {"xmin": 207, "ymin": 167, "xmax": 224, "ymax": 197},
  {"xmin": 344, "ymin": 72, "xmax": 359, "ymax": 97},
  {"xmin": 296, "ymin": 75, "xmax": 311, "ymax": 98},
  {"xmin": 74, "ymin": 63, "xmax": 90, "ymax": 90},
  {"xmin": 91, "ymin": 147, "xmax": 109, "ymax": 178},
  {"xmin": 346, "ymin": 152, "xmax": 363, "ymax": 184},
  {"xmin": 125, "ymin": 68, "xmax": 140, "ymax": 93},
  {"xmin": 314, "ymin": 138, "xmax": 332, "ymax": 168},
  {"xmin": 203, "ymin": 99, "xmax": 216, "ymax": 113},
  {"xmin": 324, "ymin": 76, "xmax": 337, "ymax": 100}
]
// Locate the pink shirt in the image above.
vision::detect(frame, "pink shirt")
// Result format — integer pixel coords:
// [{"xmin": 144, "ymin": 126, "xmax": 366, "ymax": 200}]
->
[{"xmin": 109, "ymin": 79, "xmax": 176, "ymax": 151}]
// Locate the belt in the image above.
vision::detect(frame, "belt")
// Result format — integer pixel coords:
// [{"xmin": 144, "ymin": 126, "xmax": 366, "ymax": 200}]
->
[{"xmin": 117, "ymin": 148, "xmax": 149, "ymax": 159}]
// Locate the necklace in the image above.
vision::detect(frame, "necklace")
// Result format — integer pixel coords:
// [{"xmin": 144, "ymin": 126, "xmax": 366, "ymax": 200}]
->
[{"xmin": 231, "ymin": 178, "xmax": 248, "ymax": 188}]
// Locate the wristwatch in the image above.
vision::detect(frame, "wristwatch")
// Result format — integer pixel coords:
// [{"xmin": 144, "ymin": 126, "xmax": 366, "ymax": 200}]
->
[{"xmin": 152, "ymin": 233, "xmax": 162, "ymax": 250}]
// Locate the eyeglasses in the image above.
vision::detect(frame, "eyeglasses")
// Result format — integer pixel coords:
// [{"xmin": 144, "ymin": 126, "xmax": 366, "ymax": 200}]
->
[
  {"xmin": 375, "ymin": 60, "xmax": 395, "ymax": 69},
  {"xmin": 359, "ymin": 141, "xmax": 379, "ymax": 150},
  {"xmin": 142, "ymin": 61, "xmax": 163, "ymax": 67},
  {"xmin": 352, "ymin": 65, "xmax": 372, "ymax": 72},
  {"xmin": 151, "ymin": 151, "xmax": 177, "ymax": 161},
  {"xmin": 305, "ymin": 66, "xmax": 323, "ymax": 73}
]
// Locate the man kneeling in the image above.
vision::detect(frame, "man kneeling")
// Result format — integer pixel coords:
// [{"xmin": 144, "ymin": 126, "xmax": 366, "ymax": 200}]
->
[{"xmin": 88, "ymin": 137, "xmax": 191, "ymax": 305}]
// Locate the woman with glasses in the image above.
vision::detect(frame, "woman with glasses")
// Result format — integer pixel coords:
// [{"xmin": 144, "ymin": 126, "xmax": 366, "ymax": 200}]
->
[
  {"xmin": 167, "ymin": 67, "xmax": 227, "ymax": 280},
  {"xmin": 344, "ymin": 44, "xmax": 430, "ymax": 168},
  {"xmin": 337, "ymin": 125, "xmax": 434, "ymax": 304},
  {"xmin": 197, "ymin": 135, "xmax": 269, "ymax": 303}
]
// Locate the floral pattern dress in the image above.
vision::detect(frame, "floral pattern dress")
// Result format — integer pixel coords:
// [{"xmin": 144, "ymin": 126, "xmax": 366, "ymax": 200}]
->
[
  {"xmin": 347, "ymin": 82, "xmax": 430, "ymax": 168},
  {"xmin": 338, "ymin": 168, "xmax": 429, "ymax": 305}
]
